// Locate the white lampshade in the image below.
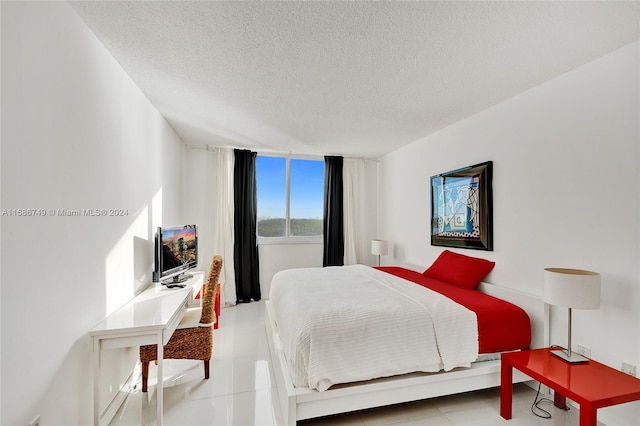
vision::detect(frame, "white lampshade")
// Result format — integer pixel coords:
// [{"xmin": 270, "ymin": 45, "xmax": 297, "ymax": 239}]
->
[
  {"xmin": 371, "ymin": 239, "xmax": 388, "ymax": 256},
  {"xmin": 544, "ymin": 268, "xmax": 601, "ymax": 309}
]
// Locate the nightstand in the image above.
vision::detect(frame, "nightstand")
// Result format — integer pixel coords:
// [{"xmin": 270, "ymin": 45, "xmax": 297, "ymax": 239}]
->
[{"xmin": 500, "ymin": 347, "xmax": 640, "ymax": 426}]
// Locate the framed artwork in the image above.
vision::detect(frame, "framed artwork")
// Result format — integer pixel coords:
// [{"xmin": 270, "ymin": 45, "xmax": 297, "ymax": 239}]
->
[{"xmin": 430, "ymin": 161, "xmax": 493, "ymax": 251}]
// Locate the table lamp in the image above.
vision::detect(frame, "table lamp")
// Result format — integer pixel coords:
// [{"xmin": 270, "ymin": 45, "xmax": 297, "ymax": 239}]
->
[
  {"xmin": 371, "ymin": 239, "xmax": 388, "ymax": 267},
  {"xmin": 543, "ymin": 268, "xmax": 601, "ymax": 363}
]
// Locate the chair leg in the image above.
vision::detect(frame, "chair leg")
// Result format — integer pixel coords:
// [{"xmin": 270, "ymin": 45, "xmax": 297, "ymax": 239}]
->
[
  {"xmin": 142, "ymin": 361, "xmax": 149, "ymax": 392},
  {"xmin": 203, "ymin": 360, "xmax": 210, "ymax": 380}
]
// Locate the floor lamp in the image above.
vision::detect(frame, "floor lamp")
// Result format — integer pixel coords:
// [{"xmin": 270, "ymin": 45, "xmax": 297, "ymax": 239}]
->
[
  {"xmin": 543, "ymin": 268, "xmax": 601, "ymax": 363},
  {"xmin": 371, "ymin": 239, "xmax": 388, "ymax": 267}
]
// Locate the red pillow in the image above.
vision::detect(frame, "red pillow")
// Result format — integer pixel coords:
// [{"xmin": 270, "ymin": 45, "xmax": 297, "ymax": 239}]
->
[{"xmin": 423, "ymin": 250, "xmax": 495, "ymax": 289}]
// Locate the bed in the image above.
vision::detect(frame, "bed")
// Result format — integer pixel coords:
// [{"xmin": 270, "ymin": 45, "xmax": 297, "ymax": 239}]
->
[{"xmin": 265, "ymin": 252, "xmax": 544, "ymax": 425}]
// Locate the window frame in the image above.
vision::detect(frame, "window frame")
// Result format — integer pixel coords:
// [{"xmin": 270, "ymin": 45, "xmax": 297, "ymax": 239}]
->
[{"xmin": 256, "ymin": 153, "xmax": 324, "ymax": 245}]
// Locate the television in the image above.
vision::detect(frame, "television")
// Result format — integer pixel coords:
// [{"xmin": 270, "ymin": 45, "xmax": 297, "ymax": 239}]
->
[{"xmin": 153, "ymin": 224, "xmax": 198, "ymax": 286}]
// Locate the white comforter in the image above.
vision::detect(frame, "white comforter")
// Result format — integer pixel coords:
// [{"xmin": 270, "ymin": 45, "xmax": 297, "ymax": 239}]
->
[{"xmin": 269, "ymin": 265, "xmax": 479, "ymax": 391}]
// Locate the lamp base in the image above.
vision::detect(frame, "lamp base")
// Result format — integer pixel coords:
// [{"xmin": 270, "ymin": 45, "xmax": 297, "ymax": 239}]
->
[{"xmin": 551, "ymin": 349, "xmax": 589, "ymax": 363}]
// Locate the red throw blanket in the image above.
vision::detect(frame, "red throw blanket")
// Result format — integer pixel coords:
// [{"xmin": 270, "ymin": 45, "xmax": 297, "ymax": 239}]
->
[{"xmin": 377, "ymin": 266, "xmax": 531, "ymax": 353}]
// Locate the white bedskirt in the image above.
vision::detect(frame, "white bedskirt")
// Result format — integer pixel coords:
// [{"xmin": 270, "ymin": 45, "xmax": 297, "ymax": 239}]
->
[{"xmin": 269, "ymin": 265, "xmax": 479, "ymax": 391}]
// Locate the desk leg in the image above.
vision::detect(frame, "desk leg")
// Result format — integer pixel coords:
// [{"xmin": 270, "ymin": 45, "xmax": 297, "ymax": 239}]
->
[
  {"xmin": 500, "ymin": 361, "xmax": 513, "ymax": 420},
  {"xmin": 554, "ymin": 391, "xmax": 567, "ymax": 409},
  {"xmin": 93, "ymin": 337, "xmax": 100, "ymax": 426},
  {"xmin": 157, "ymin": 333, "xmax": 164, "ymax": 426},
  {"xmin": 580, "ymin": 403, "xmax": 597, "ymax": 426}
]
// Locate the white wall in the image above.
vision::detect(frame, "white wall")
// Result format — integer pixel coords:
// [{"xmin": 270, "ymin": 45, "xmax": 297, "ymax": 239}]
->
[
  {"xmin": 259, "ymin": 243, "xmax": 324, "ymax": 297},
  {"xmin": 380, "ymin": 42, "xmax": 640, "ymax": 424},
  {"xmin": 183, "ymin": 147, "xmax": 216, "ymax": 276},
  {"xmin": 1, "ymin": 2, "xmax": 186, "ymax": 425}
]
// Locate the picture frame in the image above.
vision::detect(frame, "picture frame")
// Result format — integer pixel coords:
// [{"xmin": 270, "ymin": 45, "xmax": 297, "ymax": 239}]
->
[{"xmin": 430, "ymin": 161, "xmax": 493, "ymax": 251}]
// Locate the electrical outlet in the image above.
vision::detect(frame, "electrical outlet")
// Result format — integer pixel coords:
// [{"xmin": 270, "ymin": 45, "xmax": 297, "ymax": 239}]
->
[
  {"xmin": 622, "ymin": 362, "xmax": 636, "ymax": 377},
  {"xmin": 27, "ymin": 415, "xmax": 40, "ymax": 426},
  {"xmin": 577, "ymin": 344, "xmax": 591, "ymax": 358}
]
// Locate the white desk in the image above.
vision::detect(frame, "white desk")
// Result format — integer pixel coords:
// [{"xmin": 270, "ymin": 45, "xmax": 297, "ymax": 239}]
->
[{"xmin": 90, "ymin": 272, "xmax": 204, "ymax": 426}]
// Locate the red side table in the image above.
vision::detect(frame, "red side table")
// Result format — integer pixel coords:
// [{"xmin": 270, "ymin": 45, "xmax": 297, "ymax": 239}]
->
[{"xmin": 501, "ymin": 348, "xmax": 640, "ymax": 426}]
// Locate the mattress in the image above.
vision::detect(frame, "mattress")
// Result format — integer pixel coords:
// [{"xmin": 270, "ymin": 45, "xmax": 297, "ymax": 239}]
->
[{"xmin": 269, "ymin": 265, "xmax": 479, "ymax": 391}]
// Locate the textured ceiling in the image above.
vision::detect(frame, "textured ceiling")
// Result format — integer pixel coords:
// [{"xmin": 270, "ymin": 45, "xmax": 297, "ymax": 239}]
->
[{"xmin": 70, "ymin": 1, "xmax": 640, "ymax": 159}]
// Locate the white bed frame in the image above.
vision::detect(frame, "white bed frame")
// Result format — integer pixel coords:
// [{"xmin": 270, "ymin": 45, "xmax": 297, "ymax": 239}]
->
[{"xmin": 264, "ymin": 281, "xmax": 545, "ymax": 425}]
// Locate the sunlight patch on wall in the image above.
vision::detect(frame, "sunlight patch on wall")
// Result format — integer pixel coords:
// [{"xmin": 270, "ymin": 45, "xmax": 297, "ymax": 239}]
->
[{"xmin": 105, "ymin": 206, "xmax": 150, "ymax": 315}]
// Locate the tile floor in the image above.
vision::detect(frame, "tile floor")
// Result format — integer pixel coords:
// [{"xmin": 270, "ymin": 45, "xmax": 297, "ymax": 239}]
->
[{"xmin": 110, "ymin": 301, "xmax": 591, "ymax": 426}]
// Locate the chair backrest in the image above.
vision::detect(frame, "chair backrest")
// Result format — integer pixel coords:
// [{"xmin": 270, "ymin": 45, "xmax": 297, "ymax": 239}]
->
[{"xmin": 199, "ymin": 255, "xmax": 223, "ymax": 326}]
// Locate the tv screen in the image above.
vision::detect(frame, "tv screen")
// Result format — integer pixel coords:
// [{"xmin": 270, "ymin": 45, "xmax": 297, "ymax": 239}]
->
[{"xmin": 154, "ymin": 224, "xmax": 198, "ymax": 286}]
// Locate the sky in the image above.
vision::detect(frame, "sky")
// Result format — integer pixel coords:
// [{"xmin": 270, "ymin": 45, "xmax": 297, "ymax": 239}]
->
[
  {"xmin": 162, "ymin": 225, "xmax": 197, "ymax": 242},
  {"xmin": 256, "ymin": 156, "xmax": 324, "ymax": 219}
]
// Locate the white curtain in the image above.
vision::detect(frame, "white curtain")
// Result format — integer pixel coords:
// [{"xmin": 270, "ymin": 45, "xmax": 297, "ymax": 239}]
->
[
  {"xmin": 211, "ymin": 147, "xmax": 237, "ymax": 306},
  {"xmin": 343, "ymin": 158, "xmax": 366, "ymax": 265}
]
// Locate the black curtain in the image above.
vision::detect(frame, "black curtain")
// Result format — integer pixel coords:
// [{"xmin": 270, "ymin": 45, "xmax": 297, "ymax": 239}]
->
[
  {"xmin": 233, "ymin": 149, "xmax": 261, "ymax": 303},
  {"xmin": 323, "ymin": 156, "xmax": 344, "ymax": 267}
]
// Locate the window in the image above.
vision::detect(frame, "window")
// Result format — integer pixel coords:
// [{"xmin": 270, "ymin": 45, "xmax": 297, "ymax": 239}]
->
[{"xmin": 256, "ymin": 155, "xmax": 324, "ymax": 240}]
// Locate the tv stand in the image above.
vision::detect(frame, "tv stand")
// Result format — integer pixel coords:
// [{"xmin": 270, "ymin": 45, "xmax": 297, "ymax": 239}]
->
[{"xmin": 161, "ymin": 272, "xmax": 193, "ymax": 287}]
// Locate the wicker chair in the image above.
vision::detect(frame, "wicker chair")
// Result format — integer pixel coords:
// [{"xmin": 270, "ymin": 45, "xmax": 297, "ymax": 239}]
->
[{"xmin": 140, "ymin": 255, "xmax": 223, "ymax": 392}]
